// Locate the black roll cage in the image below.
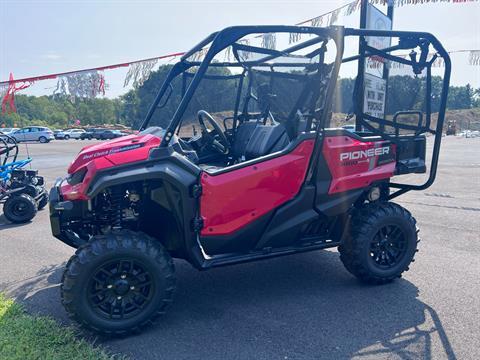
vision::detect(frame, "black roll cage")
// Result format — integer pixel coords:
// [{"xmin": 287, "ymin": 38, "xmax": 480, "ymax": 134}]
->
[
  {"xmin": 140, "ymin": 25, "xmax": 451, "ymax": 198},
  {"xmin": 0, "ymin": 135, "xmax": 19, "ymax": 166}
]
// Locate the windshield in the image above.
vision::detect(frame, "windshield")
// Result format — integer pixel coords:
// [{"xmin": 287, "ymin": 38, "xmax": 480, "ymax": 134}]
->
[{"xmin": 141, "ymin": 26, "xmax": 342, "ymax": 143}]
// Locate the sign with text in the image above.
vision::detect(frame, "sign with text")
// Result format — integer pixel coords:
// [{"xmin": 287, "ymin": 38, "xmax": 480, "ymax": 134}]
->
[{"xmin": 363, "ymin": 73, "xmax": 386, "ymax": 119}]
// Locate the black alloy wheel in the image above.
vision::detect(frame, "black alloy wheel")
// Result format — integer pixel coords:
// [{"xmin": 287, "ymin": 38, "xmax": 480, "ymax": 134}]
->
[
  {"xmin": 87, "ymin": 259, "xmax": 155, "ymax": 321},
  {"xmin": 369, "ymin": 224, "xmax": 407, "ymax": 269}
]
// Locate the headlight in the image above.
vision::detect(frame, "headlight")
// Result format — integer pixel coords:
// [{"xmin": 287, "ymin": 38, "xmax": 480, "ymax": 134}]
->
[
  {"xmin": 67, "ymin": 168, "xmax": 87, "ymax": 186},
  {"xmin": 30, "ymin": 177, "xmax": 38, "ymax": 185}
]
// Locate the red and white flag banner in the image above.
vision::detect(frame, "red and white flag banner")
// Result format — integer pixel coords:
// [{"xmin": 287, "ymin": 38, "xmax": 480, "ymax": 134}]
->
[
  {"xmin": 469, "ymin": 51, "xmax": 480, "ymax": 66},
  {"xmin": 371, "ymin": 0, "xmax": 479, "ymax": 6},
  {"xmin": 1, "ymin": 73, "xmax": 34, "ymax": 114},
  {"xmin": 124, "ymin": 59, "xmax": 159, "ymax": 88},
  {"xmin": 54, "ymin": 70, "xmax": 106, "ymax": 100}
]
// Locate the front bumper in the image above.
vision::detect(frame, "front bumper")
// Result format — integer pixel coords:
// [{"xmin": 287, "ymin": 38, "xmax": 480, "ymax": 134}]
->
[{"xmin": 49, "ymin": 178, "xmax": 84, "ymax": 248}]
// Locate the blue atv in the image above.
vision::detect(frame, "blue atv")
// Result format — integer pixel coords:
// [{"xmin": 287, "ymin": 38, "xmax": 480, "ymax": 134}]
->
[{"xmin": 0, "ymin": 134, "xmax": 48, "ymax": 223}]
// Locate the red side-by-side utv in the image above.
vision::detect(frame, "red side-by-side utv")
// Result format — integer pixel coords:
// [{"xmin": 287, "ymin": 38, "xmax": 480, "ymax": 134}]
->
[{"xmin": 49, "ymin": 25, "xmax": 450, "ymax": 335}]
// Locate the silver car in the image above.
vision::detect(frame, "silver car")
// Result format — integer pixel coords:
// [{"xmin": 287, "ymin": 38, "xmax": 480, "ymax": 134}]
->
[
  {"xmin": 10, "ymin": 126, "xmax": 55, "ymax": 143},
  {"xmin": 56, "ymin": 128, "xmax": 86, "ymax": 140},
  {"xmin": 0, "ymin": 127, "xmax": 20, "ymax": 135}
]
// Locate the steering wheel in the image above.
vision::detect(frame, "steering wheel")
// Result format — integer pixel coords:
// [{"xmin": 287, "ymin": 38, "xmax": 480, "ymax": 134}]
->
[{"xmin": 197, "ymin": 110, "xmax": 230, "ymax": 155}]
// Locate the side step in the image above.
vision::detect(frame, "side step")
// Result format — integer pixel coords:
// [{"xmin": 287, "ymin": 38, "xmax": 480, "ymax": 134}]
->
[{"xmin": 201, "ymin": 239, "xmax": 340, "ymax": 269}]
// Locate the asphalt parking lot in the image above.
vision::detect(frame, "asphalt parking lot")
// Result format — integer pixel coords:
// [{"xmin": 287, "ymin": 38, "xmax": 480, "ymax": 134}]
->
[{"xmin": 0, "ymin": 137, "xmax": 479, "ymax": 360}]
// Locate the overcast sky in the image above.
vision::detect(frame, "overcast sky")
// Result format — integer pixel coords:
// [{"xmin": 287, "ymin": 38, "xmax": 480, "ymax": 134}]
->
[{"xmin": 1, "ymin": 0, "xmax": 479, "ymax": 97}]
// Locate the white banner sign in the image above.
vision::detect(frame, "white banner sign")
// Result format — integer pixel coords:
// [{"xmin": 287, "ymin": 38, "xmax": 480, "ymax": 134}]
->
[{"xmin": 365, "ymin": 3, "xmax": 392, "ymax": 77}]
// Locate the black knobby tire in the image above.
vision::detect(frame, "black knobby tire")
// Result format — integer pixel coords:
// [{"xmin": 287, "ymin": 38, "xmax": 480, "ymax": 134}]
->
[
  {"xmin": 3, "ymin": 193, "xmax": 38, "ymax": 223},
  {"xmin": 338, "ymin": 202, "xmax": 419, "ymax": 284},
  {"xmin": 61, "ymin": 230, "xmax": 176, "ymax": 336},
  {"xmin": 38, "ymin": 191, "xmax": 48, "ymax": 210}
]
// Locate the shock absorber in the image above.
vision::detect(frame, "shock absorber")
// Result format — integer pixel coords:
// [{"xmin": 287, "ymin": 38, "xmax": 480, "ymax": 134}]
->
[{"xmin": 109, "ymin": 187, "xmax": 124, "ymax": 230}]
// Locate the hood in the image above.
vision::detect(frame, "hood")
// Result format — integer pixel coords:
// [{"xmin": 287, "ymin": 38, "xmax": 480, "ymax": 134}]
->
[{"xmin": 68, "ymin": 133, "xmax": 161, "ymax": 174}]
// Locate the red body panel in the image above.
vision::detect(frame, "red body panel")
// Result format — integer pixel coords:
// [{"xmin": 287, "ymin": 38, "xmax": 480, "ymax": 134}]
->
[
  {"xmin": 68, "ymin": 134, "xmax": 161, "ymax": 174},
  {"xmin": 60, "ymin": 134, "xmax": 161, "ymax": 200},
  {"xmin": 322, "ymin": 135, "xmax": 396, "ymax": 194},
  {"xmin": 200, "ymin": 140, "xmax": 315, "ymax": 236}
]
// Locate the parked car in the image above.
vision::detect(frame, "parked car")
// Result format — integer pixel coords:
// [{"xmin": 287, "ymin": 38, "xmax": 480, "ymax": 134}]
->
[
  {"xmin": 56, "ymin": 128, "xmax": 86, "ymax": 140},
  {"xmin": 95, "ymin": 129, "xmax": 126, "ymax": 140},
  {"xmin": 53, "ymin": 129, "xmax": 63, "ymax": 139},
  {"xmin": 79, "ymin": 128, "xmax": 105, "ymax": 140},
  {"xmin": 342, "ymin": 124, "xmax": 356, "ymax": 132},
  {"xmin": 461, "ymin": 130, "xmax": 480, "ymax": 138},
  {"xmin": 0, "ymin": 128, "xmax": 20, "ymax": 135},
  {"xmin": 0, "ymin": 131, "xmax": 13, "ymax": 143},
  {"xmin": 10, "ymin": 126, "xmax": 54, "ymax": 143}
]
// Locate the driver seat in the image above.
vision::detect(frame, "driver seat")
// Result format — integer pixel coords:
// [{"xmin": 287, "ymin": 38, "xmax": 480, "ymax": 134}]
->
[
  {"xmin": 201, "ymin": 123, "xmax": 289, "ymax": 173},
  {"xmin": 244, "ymin": 124, "xmax": 289, "ymax": 160}
]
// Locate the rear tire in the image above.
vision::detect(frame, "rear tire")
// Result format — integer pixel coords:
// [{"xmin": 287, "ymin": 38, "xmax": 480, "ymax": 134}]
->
[
  {"xmin": 3, "ymin": 194, "xmax": 38, "ymax": 223},
  {"xmin": 338, "ymin": 202, "xmax": 419, "ymax": 284},
  {"xmin": 38, "ymin": 192, "xmax": 48, "ymax": 210},
  {"xmin": 61, "ymin": 230, "xmax": 176, "ymax": 336}
]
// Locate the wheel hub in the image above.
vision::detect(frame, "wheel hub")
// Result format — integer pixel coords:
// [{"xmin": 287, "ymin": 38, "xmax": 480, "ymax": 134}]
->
[
  {"xmin": 88, "ymin": 259, "xmax": 154, "ymax": 320},
  {"xmin": 370, "ymin": 225, "xmax": 407, "ymax": 269},
  {"xmin": 113, "ymin": 278, "xmax": 130, "ymax": 296}
]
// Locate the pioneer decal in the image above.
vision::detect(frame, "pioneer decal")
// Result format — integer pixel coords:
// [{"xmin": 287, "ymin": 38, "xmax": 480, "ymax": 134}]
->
[
  {"xmin": 340, "ymin": 146, "xmax": 390, "ymax": 161},
  {"xmin": 81, "ymin": 143, "xmax": 145, "ymax": 161}
]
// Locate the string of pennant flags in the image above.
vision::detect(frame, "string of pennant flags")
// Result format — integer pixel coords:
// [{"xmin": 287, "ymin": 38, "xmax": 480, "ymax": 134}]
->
[
  {"xmin": 1, "ymin": 0, "xmax": 479, "ymax": 114},
  {"xmin": 0, "ymin": 52, "xmax": 185, "ymax": 113},
  {"xmin": 365, "ymin": 49, "xmax": 480, "ymax": 70}
]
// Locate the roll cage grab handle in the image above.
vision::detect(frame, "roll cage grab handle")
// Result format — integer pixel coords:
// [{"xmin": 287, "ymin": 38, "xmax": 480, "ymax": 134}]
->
[{"xmin": 139, "ymin": 26, "xmax": 451, "ymax": 197}]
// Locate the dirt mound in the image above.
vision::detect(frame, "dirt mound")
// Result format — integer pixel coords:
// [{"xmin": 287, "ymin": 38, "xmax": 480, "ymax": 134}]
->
[
  {"xmin": 435, "ymin": 108, "xmax": 480, "ymax": 131},
  {"xmin": 330, "ymin": 108, "xmax": 480, "ymax": 131}
]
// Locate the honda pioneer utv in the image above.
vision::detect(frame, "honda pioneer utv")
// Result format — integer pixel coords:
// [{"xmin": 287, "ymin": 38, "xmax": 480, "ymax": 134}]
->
[{"xmin": 49, "ymin": 25, "xmax": 450, "ymax": 335}]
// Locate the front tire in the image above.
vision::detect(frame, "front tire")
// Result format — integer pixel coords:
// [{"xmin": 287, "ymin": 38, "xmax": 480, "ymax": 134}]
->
[
  {"xmin": 3, "ymin": 194, "xmax": 38, "ymax": 223},
  {"xmin": 64, "ymin": 135, "xmax": 70, "ymax": 140},
  {"xmin": 338, "ymin": 202, "xmax": 419, "ymax": 284},
  {"xmin": 61, "ymin": 231, "xmax": 176, "ymax": 336},
  {"xmin": 39, "ymin": 136, "xmax": 47, "ymax": 143}
]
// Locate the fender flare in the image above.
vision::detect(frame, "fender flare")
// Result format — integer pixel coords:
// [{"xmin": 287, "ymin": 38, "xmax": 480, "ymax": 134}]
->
[{"xmin": 86, "ymin": 152, "xmax": 202, "ymax": 263}]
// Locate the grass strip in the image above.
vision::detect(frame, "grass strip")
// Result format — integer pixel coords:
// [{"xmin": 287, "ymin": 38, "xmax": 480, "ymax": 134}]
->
[{"xmin": 0, "ymin": 293, "xmax": 118, "ymax": 360}]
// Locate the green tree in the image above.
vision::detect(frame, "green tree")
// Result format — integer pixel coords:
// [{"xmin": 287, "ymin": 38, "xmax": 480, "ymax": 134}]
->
[{"xmin": 447, "ymin": 84, "xmax": 474, "ymax": 110}]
